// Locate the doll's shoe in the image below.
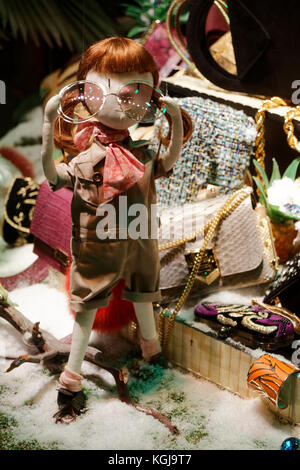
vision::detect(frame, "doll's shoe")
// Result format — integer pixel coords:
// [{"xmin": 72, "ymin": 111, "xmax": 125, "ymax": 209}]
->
[
  {"xmin": 140, "ymin": 334, "xmax": 161, "ymax": 361},
  {"xmin": 53, "ymin": 388, "xmax": 87, "ymax": 424},
  {"xmin": 148, "ymin": 351, "xmax": 168, "ymax": 368},
  {"xmin": 140, "ymin": 334, "xmax": 168, "ymax": 367}
]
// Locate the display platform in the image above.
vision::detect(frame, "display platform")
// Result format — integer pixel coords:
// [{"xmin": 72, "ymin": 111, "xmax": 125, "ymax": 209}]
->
[{"xmin": 123, "ymin": 309, "xmax": 300, "ymax": 426}]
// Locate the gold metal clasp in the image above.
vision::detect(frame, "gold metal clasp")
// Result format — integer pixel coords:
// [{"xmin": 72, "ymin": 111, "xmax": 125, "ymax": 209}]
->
[
  {"xmin": 54, "ymin": 248, "xmax": 71, "ymax": 267},
  {"xmin": 185, "ymin": 248, "xmax": 220, "ymax": 285}
]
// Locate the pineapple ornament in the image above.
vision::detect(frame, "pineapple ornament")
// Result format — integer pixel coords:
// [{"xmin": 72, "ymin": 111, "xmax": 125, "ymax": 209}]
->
[
  {"xmin": 253, "ymin": 158, "xmax": 300, "ymax": 264},
  {"xmin": 254, "ymin": 97, "xmax": 300, "ymax": 264}
]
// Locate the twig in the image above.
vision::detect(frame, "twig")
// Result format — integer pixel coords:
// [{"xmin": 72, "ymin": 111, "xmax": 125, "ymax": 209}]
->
[{"xmin": 0, "ymin": 300, "xmax": 178, "ymax": 433}]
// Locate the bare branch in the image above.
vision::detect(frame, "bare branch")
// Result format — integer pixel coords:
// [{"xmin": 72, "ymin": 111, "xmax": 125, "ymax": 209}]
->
[{"xmin": 0, "ymin": 299, "xmax": 178, "ymax": 433}]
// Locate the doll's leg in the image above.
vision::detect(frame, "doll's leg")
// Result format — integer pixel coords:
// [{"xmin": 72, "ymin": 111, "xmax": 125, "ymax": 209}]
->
[
  {"xmin": 54, "ymin": 308, "xmax": 97, "ymax": 422},
  {"xmin": 59, "ymin": 308, "xmax": 97, "ymax": 391},
  {"xmin": 133, "ymin": 301, "xmax": 161, "ymax": 361}
]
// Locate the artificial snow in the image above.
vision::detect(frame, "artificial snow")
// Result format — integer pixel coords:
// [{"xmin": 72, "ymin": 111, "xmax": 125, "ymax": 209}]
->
[
  {"xmin": 0, "ymin": 239, "xmax": 38, "ymax": 277},
  {"xmin": 0, "ymin": 102, "xmax": 298, "ymax": 451},
  {"xmin": 0, "ymin": 279, "xmax": 298, "ymax": 451}
]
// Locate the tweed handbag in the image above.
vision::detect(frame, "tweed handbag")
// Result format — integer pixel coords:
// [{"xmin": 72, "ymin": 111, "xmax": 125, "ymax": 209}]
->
[{"xmin": 153, "ymin": 96, "xmax": 256, "ymax": 209}]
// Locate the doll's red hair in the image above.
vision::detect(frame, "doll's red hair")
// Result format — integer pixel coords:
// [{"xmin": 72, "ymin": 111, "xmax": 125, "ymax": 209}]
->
[
  {"xmin": 77, "ymin": 37, "xmax": 159, "ymax": 86},
  {"xmin": 54, "ymin": 37, "xmax": 159, "ymax": 155}
]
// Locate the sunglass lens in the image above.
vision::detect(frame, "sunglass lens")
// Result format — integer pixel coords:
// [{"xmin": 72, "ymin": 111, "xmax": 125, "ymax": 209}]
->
[
  {"xmin": 59, "ymin": 81, "xmax": 104, "ymax": 123},
  {"xmin": 118, "ymin": 82, "xmax": 164, "ymax": 123}
]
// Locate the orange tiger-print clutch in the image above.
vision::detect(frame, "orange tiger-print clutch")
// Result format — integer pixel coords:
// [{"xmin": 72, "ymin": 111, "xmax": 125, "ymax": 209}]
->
[{"xmin": 247, "ymin": 354, "xmax": 299, "ymax": 409}]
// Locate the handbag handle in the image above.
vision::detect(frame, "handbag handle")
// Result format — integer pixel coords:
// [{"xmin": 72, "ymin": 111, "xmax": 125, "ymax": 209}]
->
[
  {"xmin": 158, "ymin": 186, "xmax": 253, "ymax": 349},
  {"xmin": 185, "ymin": 0, "xmax": 270, "ymax": 93},
  {"xmin": 254, "ymin": 96, "xmax": 288, "ymax": 174},
  {"xmin": 255, "ymin": 98, "xmax": 300, "ymax": 188},
  {"xmin": 283, "ymin": 106, "xmax": 300, "ymax": 154},
  {"xmin": 165, "ymin": 0, "xmax": 229, "ymax": 81},
  {"xmin": 166, "ymin": 0, "xmax": 206, "ymax": 80}
]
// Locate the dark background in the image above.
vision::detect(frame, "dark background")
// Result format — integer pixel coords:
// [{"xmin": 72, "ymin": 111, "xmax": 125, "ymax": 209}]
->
[{"xmin": 0, "ymin": 0, "xmax": 126, "ymax": 138}]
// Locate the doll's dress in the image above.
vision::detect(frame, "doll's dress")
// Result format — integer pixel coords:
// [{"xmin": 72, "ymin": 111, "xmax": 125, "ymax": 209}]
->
[{"xmin": 48, "ymin": 137, "xmax": 173, "ymax": 313}]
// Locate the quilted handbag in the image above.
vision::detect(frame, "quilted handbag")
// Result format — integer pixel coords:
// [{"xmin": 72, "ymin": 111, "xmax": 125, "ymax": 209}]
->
[
  {"xmin": 30, "ymin": 180, "xmax": 73, "ymax": 274},
  {"xmin": 194, "ymin": 301, "xmax": 300, "ymax": 351},
  {"xmin": 153, "ymin": 96, "xmax": 256, "ymax": 209},
  {"xmin": 263, "ymin": 254, "xmax": 300, "ymax": 316},
  {"xmin": 158, "ymin": 186, "xmax": 277, "ymax": 305}
]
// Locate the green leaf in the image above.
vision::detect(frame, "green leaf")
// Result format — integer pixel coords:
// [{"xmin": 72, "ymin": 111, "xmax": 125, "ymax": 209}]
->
[
  {"xmin": 123, "ymin": 5, "xmax": 146, "ymax": 16},
  {"xmin": 267, "ymin": 204, "xmax": 300, "ymax": 223},
  {"xmin": 29, "ymin": 0, "xmax": 62, "ymax": 47},
  {"xmin": 0, "ymin": 0, "xmax": 120, "ymax": 52},
  {"xmin": 283, "ymin": 157, "xmax": 300, "ymax": 180},
  {"xmin": 18, "ymin": 0, "xmax": 52, "ymax": 47},
  {"xmin": 127, "ymin": 25, "xmax": 148, "ymax": 38},
  {"xmin": 253, "ymin": 159, "xmax": 269, "ymax": 189},
  {"xmin": 253, "ymin": 176, "xmax": 268, "ymax": 207},
  {"xmin": 0, "ymin": 0, "xmax": 9, "ymax": 28},
  {"xmin": 269, "ymin": 158, "xmax": 281, "ymax": 185}
]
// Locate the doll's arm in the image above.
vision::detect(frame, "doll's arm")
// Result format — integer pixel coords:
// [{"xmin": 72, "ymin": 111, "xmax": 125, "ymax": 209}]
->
[
  {"xmin": 41, "ymin": 95, "xmax": 61, "ymax": 185},
  {"xmin": 157, "ymin": 96, "xmax": 183, "ymax": 172}
]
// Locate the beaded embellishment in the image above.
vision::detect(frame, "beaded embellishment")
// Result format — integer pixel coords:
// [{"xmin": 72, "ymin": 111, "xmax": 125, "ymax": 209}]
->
[
  {"xmin": 264, "ymin": 254, "xmax": 300, "ymax": 303},
  {"xmin": 194, "ymin": 303, "xmax": 294, "ymax": 339},
  {"xmin": 153, "ymin": 96, "xmax": 256, "ymax": 209}
]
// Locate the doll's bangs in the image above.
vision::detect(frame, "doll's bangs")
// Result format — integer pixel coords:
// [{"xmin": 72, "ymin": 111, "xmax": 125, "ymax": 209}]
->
[{"xmin": 78, "ymin": 37, "xmax": 159, "ymax": 86}]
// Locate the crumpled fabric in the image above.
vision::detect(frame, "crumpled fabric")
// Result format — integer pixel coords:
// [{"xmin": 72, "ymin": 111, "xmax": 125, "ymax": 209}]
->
[{"xmin": 73, "ymin": 121, "xmax": 145, "ymax": 203}]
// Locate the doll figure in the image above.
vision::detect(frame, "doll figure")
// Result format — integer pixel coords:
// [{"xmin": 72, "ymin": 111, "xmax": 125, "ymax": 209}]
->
[{"xmin": 41, "ymin": 37, "xmax": 184, "ymax": 421}]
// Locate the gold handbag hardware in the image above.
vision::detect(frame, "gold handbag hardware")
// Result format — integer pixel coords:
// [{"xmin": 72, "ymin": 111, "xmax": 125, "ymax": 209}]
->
[{"xmin": 157, "ymin": 186, "xmax": 253, "ymax": 349}]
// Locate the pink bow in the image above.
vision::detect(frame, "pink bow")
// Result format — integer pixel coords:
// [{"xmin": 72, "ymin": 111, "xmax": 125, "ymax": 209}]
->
[{"xmin": 73, "ymin": 121, "xmax": 145, "ymax": 203}]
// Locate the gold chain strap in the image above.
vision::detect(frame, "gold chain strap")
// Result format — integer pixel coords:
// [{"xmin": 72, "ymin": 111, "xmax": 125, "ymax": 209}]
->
[
  {"xmin": 283, "ymin": 106, "xmax": 300, "ymax": 153},
  {"xmin": 255, "ymin": 96, "xmax": 288, "ymax": 172},
  {"xmin": 166, "ymin": 0, "xmax": 205, "ymax": 80},
  {"xmin": 166, "ymin": 0, "xmax": 230, "ymax": 81},
  {"xmin": 158, "ymin": 186, "xmax": 253, "ymax": 349},
  {"xmin": 158, "ymin": 215, "xmax": 211, "ymax": 252}
]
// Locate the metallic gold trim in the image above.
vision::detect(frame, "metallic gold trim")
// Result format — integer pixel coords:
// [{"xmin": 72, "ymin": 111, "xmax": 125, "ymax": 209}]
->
[
  {"xmin": 54, "ymin": 248, "xmax": 71, "ymax": 267},
  {"xmin": 159, "ymin": 186, "xmax": 253, "ymax": 348}
]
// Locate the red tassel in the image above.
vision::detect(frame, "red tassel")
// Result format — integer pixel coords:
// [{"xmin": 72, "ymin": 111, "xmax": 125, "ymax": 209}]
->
[
  {"xmin": 65, "ymin": 266, "xmax": 136, "ymax": 333},
  {"xmin": 0, "ymin": 147, "xmax": 34, "ymax": 178}
]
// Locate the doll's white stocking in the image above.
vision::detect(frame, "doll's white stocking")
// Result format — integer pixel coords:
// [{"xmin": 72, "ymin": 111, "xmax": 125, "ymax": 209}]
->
[
  {"xmin": 59, "ymin": 308, "xmax": 97, "ymax": 391},
  {"xmin": 133, "ymin": 302, "xmax": 158, "ymax": 341},
  {"xmin": 133, "ymin": 302, "xmax": 161, "ymax": 360}
]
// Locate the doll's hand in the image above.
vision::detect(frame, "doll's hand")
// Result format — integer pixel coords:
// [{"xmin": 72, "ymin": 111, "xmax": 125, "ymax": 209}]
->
[
  {"xmin": 44, "ymin": 94, "xmax": 61, "ymax": 123},
  {"xmin": 159, "ymin": 96, "xmax": 181, "ymax": 119}
]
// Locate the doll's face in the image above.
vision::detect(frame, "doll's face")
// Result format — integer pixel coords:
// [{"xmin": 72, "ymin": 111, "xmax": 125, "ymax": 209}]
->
[{"xmin": 85, "ymin": 70, "xmax": 154, "ymax": 129}]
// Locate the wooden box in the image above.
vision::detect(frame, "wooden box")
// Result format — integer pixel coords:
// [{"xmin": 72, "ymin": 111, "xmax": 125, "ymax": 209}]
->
[{"xmin": 123, "ymin": 311, "xmax": 300, "ymax": 425}]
